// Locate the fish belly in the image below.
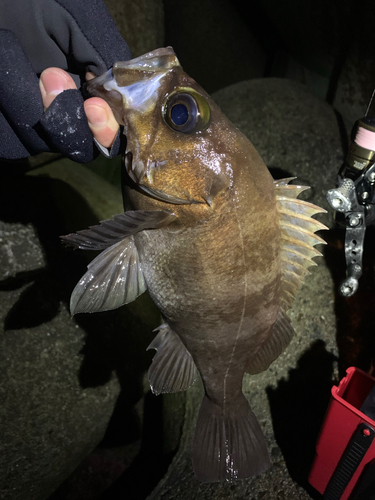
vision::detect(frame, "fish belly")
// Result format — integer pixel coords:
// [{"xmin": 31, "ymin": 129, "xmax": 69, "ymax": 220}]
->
[
  {"xmin": 135, "ymin": 221, "xmax": 277, "ymax": 482},
  {"xmin": 134, "ymin": 204, "xmax": 280, "ymax": 400}
]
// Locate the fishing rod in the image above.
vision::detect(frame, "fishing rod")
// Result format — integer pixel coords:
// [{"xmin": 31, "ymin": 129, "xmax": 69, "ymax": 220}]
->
[{"xmin": 326, "ymin": 90, "xmax": 375, "ymax": 296}]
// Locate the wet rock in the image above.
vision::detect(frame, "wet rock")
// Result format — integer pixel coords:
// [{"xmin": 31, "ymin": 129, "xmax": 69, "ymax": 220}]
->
[
  {"xmin": 212, "ymin": 77, "xmax": 341, "ymax": 218},
  {"xmin": 236, "ymin": 0, "xmax": 375, "ymax": 129},
  {"xmin": 330, "ymin": 0, "xmax": 375, "ymax": 126},
  {"xmin": 163, "ymin": 0, "xmax": 266, "ymax": 93},
  {"xmin": 333, "ymin": 40, "xmax": 375, "ymax": 128},
  {"xmin": 103, "ymin": 0, "xmax": 164, "ymax": 58},
  {"xmin": 0, "ymin": 164, "xmax": 155, "ymax": 500}
]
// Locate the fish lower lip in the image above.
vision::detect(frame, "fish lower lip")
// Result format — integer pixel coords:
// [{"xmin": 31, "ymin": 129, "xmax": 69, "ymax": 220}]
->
[
  {"xmin": 137, "ymin": 184, "xmax": 204, "ymax": 205},
  {"xmin": 124, "ymin": 153, "xmax": 203, "ymax": 205}
]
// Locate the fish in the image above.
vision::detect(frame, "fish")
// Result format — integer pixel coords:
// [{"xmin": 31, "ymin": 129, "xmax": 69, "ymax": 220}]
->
[{"xmin": 62, "ymin": 47, "xmax": 327, "ymax": 482}]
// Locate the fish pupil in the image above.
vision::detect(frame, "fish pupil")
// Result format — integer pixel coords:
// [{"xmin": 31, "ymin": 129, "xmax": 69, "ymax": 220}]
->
[{"xmin": 171, "ymin": 103, "xmax": 189, "ymax": 126}]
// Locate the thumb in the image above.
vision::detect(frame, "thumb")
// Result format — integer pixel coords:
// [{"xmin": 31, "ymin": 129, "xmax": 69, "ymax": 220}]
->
[{"xmin": 39, "ymin": 68, "xmax": 77, "ymax": 110}]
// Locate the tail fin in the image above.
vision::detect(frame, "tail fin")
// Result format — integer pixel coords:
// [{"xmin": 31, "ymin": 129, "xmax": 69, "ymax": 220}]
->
[{"xmin": 192, "ymin": 394, "xmax": 270, "ymax": 482}]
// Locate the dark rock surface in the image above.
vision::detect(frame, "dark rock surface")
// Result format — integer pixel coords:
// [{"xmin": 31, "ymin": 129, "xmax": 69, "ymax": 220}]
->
[
  {"xmin": 163, "ymin": 0, "xmax": 266, "ymax": 94},
  {"xmin": 0, "ymin": 164, "xmax": 158, "ymax": 500},
  {"xmin": 103, "ymin": 0, "xmax": 165, "ymax": 58},
  {"xmin": 211, "ymin": 78, "xmax": 342, "ymax": 216}
]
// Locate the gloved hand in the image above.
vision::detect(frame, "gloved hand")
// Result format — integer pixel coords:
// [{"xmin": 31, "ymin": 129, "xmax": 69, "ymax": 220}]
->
[{"xmin": 0, "ymin": 0, "xmax": 131, "ymax": 162}]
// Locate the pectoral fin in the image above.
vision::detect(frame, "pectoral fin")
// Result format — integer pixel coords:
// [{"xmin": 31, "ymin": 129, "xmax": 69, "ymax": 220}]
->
[
  {"xmin": 61, "ymin": 210, "xmax": 176, "ymax": 251},
  {"xmin": 70, "ymin": 236, "xmax": 146, "ymax": 315},
  {"xmin": 147, "ymin": 324, "xmax": 198, "ymax": 395}
]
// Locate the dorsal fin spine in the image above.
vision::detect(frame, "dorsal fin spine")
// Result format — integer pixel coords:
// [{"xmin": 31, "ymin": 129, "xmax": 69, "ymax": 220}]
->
[
  {"xmin": 276, "ymin": 197, "xmax": 327, "ymax": 218},
  {"xmin": 281, "ymin": 222, "xmax": 326, "ymax": 246},
  {"xmin": 278, "ymin": 209, "xmax": 327, "ymax": 230},
  {"xmin": 275, "ymin": 179, "xmax": 328, "ymax": 311}
]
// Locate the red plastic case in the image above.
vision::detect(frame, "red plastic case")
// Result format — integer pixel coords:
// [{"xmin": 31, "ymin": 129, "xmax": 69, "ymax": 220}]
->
[{"xmin": 309, "ymin": 367, "xmax": 375, "ymax": 500}]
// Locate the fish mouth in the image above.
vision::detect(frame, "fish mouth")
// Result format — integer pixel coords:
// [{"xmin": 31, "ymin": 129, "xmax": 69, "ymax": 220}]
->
[
  {"xmin": 135, "ymin": 185, "xmax": 204, "ymax": 206},
  {"xmin": 87, "ymin": 47, "xmax": 179, "ymax": 86},
  {"xmin": 112, "ymin": 47, "xmax": 179, "ymax": 73},
  {"xmin": 124, "ymin": 152, "xmax": 205, "ymax": 206},
  {"xmin": 86, "ymin": 47, "xmax": 180, "ymax": 112}
]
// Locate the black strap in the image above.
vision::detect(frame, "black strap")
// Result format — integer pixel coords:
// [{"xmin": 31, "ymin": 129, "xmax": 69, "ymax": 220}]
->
[{"xmin": 324, "ymin": 423, "xmax": 375, "ymax": 500}]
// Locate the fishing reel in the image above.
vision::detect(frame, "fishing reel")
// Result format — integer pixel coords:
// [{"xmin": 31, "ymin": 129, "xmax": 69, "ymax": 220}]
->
[{"xmin": 327, "ymin": 116, "xmax": 375, "ymax": 297}]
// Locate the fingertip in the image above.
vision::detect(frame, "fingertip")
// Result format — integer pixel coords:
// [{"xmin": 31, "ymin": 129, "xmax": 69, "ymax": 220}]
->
[
  {"xmin": 85, "ymin": 71, "xmax": 97, "ymax": 81},
  {"xmin": 84, "ymin": 98, "xmax": 119, "ymax": 149},
  {"xmin": 84, "ymin": 96, "xmax": 111, "ymax": 113},
  {"xmin": 40, "ymin": 68, "xmax": 77, "ymax": 110}
]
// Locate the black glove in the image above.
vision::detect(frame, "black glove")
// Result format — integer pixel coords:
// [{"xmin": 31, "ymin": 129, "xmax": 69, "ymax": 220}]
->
[{"xmin": 0, "ymin": 0, "xmax": 131, "ymax": 162}]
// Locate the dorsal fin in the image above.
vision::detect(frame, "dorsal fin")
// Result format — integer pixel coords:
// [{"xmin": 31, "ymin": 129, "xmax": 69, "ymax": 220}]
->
[
  {"xmin": 274, "ymin": 178, "xmax": 328, "ymax": 311},
  {"xmin": 246, "ymin": 180, "xmax": 328, "ymax": 375}
]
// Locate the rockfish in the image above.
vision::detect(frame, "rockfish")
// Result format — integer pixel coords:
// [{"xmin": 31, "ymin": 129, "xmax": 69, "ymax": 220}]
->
[{"xmin": 62, "ymin": 48, "xmax": 327, "ymax": 482}]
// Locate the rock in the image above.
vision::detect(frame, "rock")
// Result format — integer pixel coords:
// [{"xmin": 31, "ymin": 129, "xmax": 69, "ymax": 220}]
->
[
  {"xmin": 230, "ymin": 0, "xmax": 375, "ymax": 130},
  {"xmin": 28, "ymin": 158, "xmax": 124, "ymax": 228},
  {"xmin": 211, "ymin": 78, "xmax": 341, "ymax": 217},
  {"xmin": 147, "ymin": 78, "xmax": 343, "ymax": 499},
  {"xmin": 332, "ymin": 41, "xmax": 375, "ymax": 128},
  {"xmin": 330, "ymin": 0, "xmax": 375, "ymax": 127},
  {"xmin": 163, "ymin": 0, "xmax": 266, "ymax": 93},
  {"xmin": 103, "ymin": 0, "xmax": 164, "ymax": 58},
  {"xmin": 0, "ymin": 163, "xmax": 158, "ymax": 500}
]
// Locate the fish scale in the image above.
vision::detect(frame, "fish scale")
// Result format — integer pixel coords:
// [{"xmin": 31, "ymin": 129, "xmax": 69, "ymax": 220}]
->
[{"xmin": 63, "ymin": 47, "xmax": 327, "ymax": 482}]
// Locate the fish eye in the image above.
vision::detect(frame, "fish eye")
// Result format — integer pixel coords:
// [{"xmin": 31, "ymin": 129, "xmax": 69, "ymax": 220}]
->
[
  {"xmin": 170, "ymin": 103, "xmax": 190, "ymax": 126},
  {"xmin": 162, "ymin": 88, "xmax": 210, "ymax": 134}
]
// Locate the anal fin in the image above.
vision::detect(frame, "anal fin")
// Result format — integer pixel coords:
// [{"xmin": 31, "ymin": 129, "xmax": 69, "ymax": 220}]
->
[
  {"xmin": 147, "ymin": 324, "xmax": 197, "ymax": 396},
  {"xmin": 192, "ymin": 394, "xmax": 270, "ymax": 482},
  {"xmin": 246, "ymin": 309, "xmax": 295, "ymax": 374}
]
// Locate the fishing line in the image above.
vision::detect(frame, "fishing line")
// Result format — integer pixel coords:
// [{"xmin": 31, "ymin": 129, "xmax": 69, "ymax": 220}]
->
[{"xmin": 365, "ymin": 88, "xmax": 375, "ymax": 117}]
